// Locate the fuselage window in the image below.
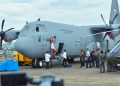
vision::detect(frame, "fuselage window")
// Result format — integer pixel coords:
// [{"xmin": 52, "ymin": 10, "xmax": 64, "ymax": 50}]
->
[{"xmin": 36, "ymin": 27, "xmax": 39, "ymax": 32}]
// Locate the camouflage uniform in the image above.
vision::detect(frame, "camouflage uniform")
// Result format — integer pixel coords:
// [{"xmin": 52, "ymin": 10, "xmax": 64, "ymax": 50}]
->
[{"xmin": 99, "ymin": 51, "xmax": 106, "ymax": 73}]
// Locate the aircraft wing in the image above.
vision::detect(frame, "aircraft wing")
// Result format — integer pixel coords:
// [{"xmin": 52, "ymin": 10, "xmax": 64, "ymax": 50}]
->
[
  {"xmin": 90, "ymin": 24, "xmax": 120, "ymax": 32},
  {"xmin": 90, "ymin": 25, "xmax": 112, "ymax": 32}
]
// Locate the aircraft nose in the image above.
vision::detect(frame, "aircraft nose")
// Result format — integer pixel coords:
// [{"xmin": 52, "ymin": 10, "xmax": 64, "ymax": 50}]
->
[{"xmin": 14, "ymin": 37, "xmax": 41, "ymax": 59}]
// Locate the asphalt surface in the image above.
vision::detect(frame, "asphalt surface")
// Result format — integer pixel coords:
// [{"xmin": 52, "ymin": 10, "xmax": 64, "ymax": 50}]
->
[{"xmin": 0, "ymin": 61, "xmax": 120, "ymax": 86}]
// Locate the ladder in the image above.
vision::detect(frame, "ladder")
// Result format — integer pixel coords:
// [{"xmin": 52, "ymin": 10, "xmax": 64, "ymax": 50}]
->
[{"xmin": 107, "ymin": 42, "xmax": 120, "ymax": 57}]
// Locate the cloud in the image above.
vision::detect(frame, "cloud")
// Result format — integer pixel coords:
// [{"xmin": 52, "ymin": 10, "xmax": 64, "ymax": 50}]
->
[
  {"xmin": 0, "ymin": 0, "xmax": 112, "ymax": 30},
  {"xmin": 10, "ymin": 0, "xmax": 32, "ymax": 3},
  {"xmin": 51, "ymin": 0, "xmax": 102, "ymax": 9}
]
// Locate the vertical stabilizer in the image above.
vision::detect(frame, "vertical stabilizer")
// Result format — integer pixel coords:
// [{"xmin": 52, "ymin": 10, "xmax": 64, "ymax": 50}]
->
[{"xmin": 109, "ymin": 0, "xmax": 120, "ymax": 24}]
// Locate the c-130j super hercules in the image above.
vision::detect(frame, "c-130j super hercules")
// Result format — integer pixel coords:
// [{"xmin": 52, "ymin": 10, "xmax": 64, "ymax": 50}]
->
[{"xmin": 0, "ymin": 0, "xmax": 120, "ymax": 68}]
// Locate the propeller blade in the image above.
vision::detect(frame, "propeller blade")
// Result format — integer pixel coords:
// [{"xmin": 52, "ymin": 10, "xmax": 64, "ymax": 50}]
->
[
  {"xmin": 5, "ymin": 28, "xmax": 14, "ymax": 32},
  {"xmin": 101, "ymin": 14, "xmax": 108, "ymax": 27},
  {"xmin": 103, "ymin": 32, "xmax": 108, "ymax": 40},
  {"xmin": 1, "ymin": 19, "xmax": 5, "ymax": 31},
  {"xmin": 0, "ymin": 36, "xmax": 2, "ymax": 49},
  {"xmin": 109, "ymin": 13, "xmax": 119, "ymax": 26}
]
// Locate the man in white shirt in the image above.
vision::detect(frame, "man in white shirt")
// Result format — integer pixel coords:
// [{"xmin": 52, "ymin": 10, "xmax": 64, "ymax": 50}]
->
[
  {"xmin": 62, "ymin": 49, "xmax": 67, "ymax": 67},
  {"xmin": 85, "ymin": 48, "xmax": 91, "ymax": 68},
  {"xmin": 45, "ymin": 51, "xmax": 51, "ymax": 69},
  {"xmin": 86, "ymin": 49, "xmax": 90, "ymax": 57}
]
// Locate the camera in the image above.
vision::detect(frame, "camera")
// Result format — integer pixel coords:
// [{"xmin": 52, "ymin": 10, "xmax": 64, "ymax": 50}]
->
[{"xmin": 1, "ymin": 72, "xmax": 64, "ymax": 86}]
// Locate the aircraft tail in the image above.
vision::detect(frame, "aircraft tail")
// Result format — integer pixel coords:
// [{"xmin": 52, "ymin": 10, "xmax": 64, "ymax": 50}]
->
[{"xmin": 109, "ymin": 0, "xmax": 120, "ymax": 24}]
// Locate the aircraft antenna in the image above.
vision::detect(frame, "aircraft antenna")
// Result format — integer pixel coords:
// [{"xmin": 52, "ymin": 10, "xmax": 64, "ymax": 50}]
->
[{"xmin": 38, "ymin": 18, "xmax": 40, "ymax": 21}]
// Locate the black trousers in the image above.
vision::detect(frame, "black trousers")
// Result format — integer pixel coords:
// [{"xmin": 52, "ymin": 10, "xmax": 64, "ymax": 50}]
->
[
  {"xmin": 63, "ymin": 58, "xmax": 67, "ymax": 67},
  {"xmin": 91, "ymin": 57, "xmax": 95, "ymax": 67},
  {"xmin": 81, "ymin": 61, "xmax": 84, "ymax": 67},
  {"xmin": 46, "ymin": 62, "xmax": 49, "ymax": 69}
]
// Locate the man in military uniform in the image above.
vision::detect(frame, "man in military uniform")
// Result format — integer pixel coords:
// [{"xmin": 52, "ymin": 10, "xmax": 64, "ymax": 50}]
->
[{"xmin": 99, "ymin": 50, "xmax": 106, "ymax": 73}]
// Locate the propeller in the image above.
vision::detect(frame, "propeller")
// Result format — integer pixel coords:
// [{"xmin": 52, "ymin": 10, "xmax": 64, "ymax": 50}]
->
[
  {"xmin": 0, "ymin": 19, "xmax": 14, "ymax": 49},
  {"xmin": 109, "ymin": 13, "xmax": 119, "ymax": 26},
  {"xmin": 101, "ymin": 13, "xmax": 119, "ymax": 40},
  {"xmin": 101, "ymin": 14, "xmax": 109, "ymax": 27}
]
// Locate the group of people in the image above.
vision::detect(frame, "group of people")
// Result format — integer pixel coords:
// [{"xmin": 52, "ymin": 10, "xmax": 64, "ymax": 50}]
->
[
  {"xmin": 45, "ymin": 48, "xmax": 108, "ymax": 73},
  {"xmin": 80, "ymin": 48, "xmax": 108, "ymax": 73},
  {"xmin": 45, "ymin": 49, "xmax": 67, "ymax": 69}
]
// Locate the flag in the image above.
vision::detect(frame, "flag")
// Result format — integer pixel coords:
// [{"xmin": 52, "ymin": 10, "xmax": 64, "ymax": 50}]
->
[{"xmin": 50, "ymin": 38, "xmax": 56, "ymax": 53}]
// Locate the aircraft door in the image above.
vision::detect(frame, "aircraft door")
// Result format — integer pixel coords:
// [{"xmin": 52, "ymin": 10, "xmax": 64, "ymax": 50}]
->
[
  {"xmin": 56, "ymin": 43, "xmax": 64, "ymax": 55},
  {"xmin": 80, "ymin": 37, "xmax": 83, "ymax": 50},
  {"xmin": 80, "ymin": 37, "xmax": 86, "ymax": 50}
]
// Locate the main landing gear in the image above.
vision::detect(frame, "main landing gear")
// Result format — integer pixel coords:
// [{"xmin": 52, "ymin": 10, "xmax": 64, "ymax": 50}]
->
[
  {"xmin": 31, "ymin": 59, "xmax": 43, "ymax": 68},
  {"xmin": 31, "ymin": 59, "xmax": 52, "ymax": 68},
  {"xmin": 67, "ymin": 57, "xmax": 74, "ymax": 63}
]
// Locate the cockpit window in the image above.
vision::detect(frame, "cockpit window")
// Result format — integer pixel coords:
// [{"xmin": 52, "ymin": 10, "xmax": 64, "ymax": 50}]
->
[
  {"xmin": 22, "ymin": 23, "xmax": 47, "ymax": 32},
  {"xmin": 36, "ymin": 24, "xmax": 47, "ymax": 32},
  {"xmin": 36, "ymin": 27, "xmax": 39, "ymax": 32}
]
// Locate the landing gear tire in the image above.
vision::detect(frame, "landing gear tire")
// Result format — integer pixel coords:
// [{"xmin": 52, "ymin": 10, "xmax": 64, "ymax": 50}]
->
[
  {"xmin": 68, "ymin": 57, "xmax": 74, "ymax": 63},
  {"xmin": 37, "ymin": 60, "xmax": 43, "ymax": 68},
  {"xmin": 70, "ymin": 58, "xmax": 74, "ymax": 63},
  {"xmin": 32, "ymin": 59, "xmax": 37, "ymax": 68}
]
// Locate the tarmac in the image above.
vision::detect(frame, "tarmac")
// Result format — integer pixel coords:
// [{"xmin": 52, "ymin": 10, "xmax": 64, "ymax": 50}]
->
[{"xmin": 0, "ymin": 59, "xmax": 120, "ymax": 86}]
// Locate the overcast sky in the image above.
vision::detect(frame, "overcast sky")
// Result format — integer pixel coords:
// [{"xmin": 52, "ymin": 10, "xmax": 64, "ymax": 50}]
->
[{"xmin": 0, "ymin": 0, "xmax": 118, "ymax": 30}]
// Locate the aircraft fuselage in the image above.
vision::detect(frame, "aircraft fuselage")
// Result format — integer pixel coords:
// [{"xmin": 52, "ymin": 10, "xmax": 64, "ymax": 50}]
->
[{"xmin": 14, "ymin": 21, "xmax": 118, "ymax": 59}]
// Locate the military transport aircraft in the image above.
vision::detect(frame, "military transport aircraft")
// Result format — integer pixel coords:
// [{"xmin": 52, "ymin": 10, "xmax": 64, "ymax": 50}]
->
[{"xmin": 0, "ymin": 0, "xmax": 120, "ymax": 68}]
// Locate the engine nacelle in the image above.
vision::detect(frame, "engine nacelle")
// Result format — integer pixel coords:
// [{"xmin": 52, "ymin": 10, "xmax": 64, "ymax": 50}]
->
[{"xmin": 3, "ymin": 30, "xmax": 19, "ymax": 42}]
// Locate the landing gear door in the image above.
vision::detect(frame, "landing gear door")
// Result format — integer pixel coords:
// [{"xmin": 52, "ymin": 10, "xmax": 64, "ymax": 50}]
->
[{"xmin": 56, "ymin": 43, "xmax": 64, "ymax": 55}]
